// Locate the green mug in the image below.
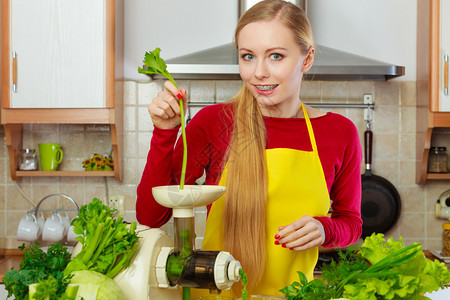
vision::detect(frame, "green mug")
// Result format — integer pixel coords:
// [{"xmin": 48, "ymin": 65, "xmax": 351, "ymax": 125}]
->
[{"xmin": 38, "ymin": 143, "xmax": 63, "ymax": 171}]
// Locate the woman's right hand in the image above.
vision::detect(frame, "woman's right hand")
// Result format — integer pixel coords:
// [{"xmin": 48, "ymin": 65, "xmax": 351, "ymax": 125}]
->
[{"xmin": 148, "ymin": 80, "xmax": 188, "ymax": 129}]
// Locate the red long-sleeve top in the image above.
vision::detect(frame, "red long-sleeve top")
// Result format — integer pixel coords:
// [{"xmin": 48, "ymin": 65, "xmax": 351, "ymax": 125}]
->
[{"xmin": 136, "ymin": 103, "xmax": 362, "ymax": 248}]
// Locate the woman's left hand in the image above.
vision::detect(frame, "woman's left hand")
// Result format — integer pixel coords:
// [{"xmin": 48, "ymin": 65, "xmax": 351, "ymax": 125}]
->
[{"xmin": 274, "ymin": 215, "xmax": 325, "ymax": 251}]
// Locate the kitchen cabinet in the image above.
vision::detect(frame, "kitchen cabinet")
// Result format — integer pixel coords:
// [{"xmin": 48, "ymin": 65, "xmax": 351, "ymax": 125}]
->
[
  {"xmin": 416, "ymin": 0, "xmax": 450, "ymax": 183},
  {"xmin": 1, "ymin": 0, "xmax": 124, "ymax": 181}
]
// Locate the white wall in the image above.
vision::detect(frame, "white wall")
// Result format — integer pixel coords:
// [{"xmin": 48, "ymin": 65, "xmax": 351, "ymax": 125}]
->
[
  {"xmin": 125, "ymin": 0, "xmax": 238, "ymax": 81},
  {"xmin": 124, "ymin": 0, "xmax": 416, "ymax": 81},
  {"xmin": 307, "ymin": 0, "xmax": 417, "ymax": 81}
]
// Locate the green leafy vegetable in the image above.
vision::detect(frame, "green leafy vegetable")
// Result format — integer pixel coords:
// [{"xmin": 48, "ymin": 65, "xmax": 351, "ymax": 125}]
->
[
  {"xmin": 3, "ymin": 242, "xmax": 72, "ymax": 300},
  {"xmin": 63, "ymin": 198, "xmax": 139, "ymax": 279},
  {"xmin": 280, "ymin": 233, "xmax": 450, "ymax": 300},
  {"xmin": 138, "ymin": 47, "xmax": 187, "ymax": 189},
  {"xmin": 69, "ymin": 270, "xmax": 125, "ymax": 300}
]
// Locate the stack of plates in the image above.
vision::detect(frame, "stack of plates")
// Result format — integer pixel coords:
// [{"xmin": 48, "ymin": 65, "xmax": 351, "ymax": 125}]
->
[{"xmin": 429, "ymin": 250, "xmax": 450, "ymax": 263}]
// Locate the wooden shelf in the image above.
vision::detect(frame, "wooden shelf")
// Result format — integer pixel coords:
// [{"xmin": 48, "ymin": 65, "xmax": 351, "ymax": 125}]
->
[
  {"xmin": 3, "ymin": 121, "xmax": 122, "ymax": 181},
  {"xmin": 426, "ymin": 173, "xmax": 450, "ymax": 180},
  {"xmin": 15, "ymin": 170, "xmax": 115, "ymax": 177}
]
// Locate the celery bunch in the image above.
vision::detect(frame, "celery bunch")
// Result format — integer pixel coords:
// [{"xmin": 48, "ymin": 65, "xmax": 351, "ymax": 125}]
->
[{"xmin": 63, "ymin": 198, "xmax": 138, "ymax": 278}]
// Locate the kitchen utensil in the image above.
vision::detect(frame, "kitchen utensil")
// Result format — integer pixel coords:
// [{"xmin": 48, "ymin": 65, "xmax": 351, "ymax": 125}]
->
[
  {"xmin": 17, "ymin": 213, "xmax": 40, "ymax": 241},
  {"xmin": 42, "ymin": 212, "xmax": 65, "ymax": 242},
  {"xmin": 38, "ymin": 143, "xmax": 63, "ymax": 171},
  {"xmin": 361, "ymin": 121, "xmax": 401, "ymax": 238}
]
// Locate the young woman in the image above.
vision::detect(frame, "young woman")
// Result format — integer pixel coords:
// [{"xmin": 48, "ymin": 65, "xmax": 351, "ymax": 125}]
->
[{"xmin": 136, "ymin": 0, "xmax": 362, "ymax": 297}]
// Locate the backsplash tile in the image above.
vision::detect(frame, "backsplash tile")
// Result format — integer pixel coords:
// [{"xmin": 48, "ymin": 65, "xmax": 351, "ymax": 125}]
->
[{"xmin": 0, "ymin": 79, "xmax": 449, "ymax": 252}]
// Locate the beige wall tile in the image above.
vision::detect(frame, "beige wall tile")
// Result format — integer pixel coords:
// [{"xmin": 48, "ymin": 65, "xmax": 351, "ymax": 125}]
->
[
  {"xmin": 399, "ymin": 134, "xmax": 416, "ymax": 160},
  {"xmin": 400, "ymin": 81, "xmax": 417, "ymax": 107},
  {"xmin": 137, "ymin": 80, "xmax": 164, "ymax": 106},
  {"xmin": 300, "ymin": 80, "xmax": 321, "ymax": 102},
  {"xmin": 399, "ymin": 212, "xmax": 425, "ymax": 238},
  {"xmin": 398, "ymin": 185, "xmax": 425, "ymax": 212},
  {"xmin": 321, "ymin": 82, "xmax": 348, "ymax": 103},
  {"xmin": 6, "ymin": 211, "xmax": 25, "ymax": 238},
  {"xmin": 123, "ymin": 132, "xmax": 137, "ymax": 159},
  {"xmin": 124, "ymin": 81, "xmax": 137, "ymax": 106},
  {"xmin": 347, "ymin": 81, "xmax": 374, "ymax": 102},
  {"xmin": 372, "ymin": 105, "xmax": 400, "ymax": 134},
  {"xmin": 399, "ymin": 161, "xmax": 417, "ymax": 186},
  {"xmin": 137, "ymin": 106, "xmax": 154, "ymax": 132},
  {"xmin": 216, "ymin": 81, "xmax": 242, "ymax": 103},
  {"xmin": 372, "ymin": 133, "xmax": 399, "ymax": 161},
  {"xmin": 400, "ymin": 106, "xmax": 416, "ymax": 134},
  {"xmin": 190, "ymin": 81, "xmax": 216, "ymax": 103},
  {"xmin": 138, "ymin": 132, "xmax": 152, "ymax": 158},
  {"xmin": 6, "ymin": 184, "xmax": 34, "ymax": 211},
  {"xmin": 374, "ymin": 81, "xmax": 400, "ymax": 105},
  {"xmin": 427, "ymin": 212, "xmax": 447, "ymax": 239},
  {"xmin": 124, "ymin": 106, "xmax": 137, "ymax": 131}
]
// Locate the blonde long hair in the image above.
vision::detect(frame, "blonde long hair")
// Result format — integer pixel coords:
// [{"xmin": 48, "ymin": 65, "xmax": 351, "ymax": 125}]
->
[{"xmin": 222, "ymin": 0, "xmax": 314, "ymax": 292}]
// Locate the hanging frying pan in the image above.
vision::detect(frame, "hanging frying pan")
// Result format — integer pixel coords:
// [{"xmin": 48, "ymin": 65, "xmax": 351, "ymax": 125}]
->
[{"xmin": 361, "ymin": 122, "xmax": 401, "ymax": 238}]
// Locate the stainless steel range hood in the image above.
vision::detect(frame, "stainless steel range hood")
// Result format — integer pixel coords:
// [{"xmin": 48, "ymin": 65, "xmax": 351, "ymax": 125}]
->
[
  {"xmin": 153, "ymin": 0, "xmax": 405, "ymax": 81},
  {"xmin": 162, "ymin": 43, "xmax": 405, "ymax": 81}
]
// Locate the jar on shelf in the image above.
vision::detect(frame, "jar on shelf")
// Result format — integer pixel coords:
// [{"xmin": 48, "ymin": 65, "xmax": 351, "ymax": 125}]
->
[
  {"xmin": 19, "ymin": 148, "xmax": 38, "ymax": 171},
  {"xmin": 428, "ymin": 146, "xmax": 448, "ymax": 173},
  {"xmin": 442, "ymin": 222, "xmax": 450, "ymax": 257}
]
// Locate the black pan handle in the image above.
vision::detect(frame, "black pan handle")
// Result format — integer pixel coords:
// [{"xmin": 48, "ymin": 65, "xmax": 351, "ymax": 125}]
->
[{"xmin": 364, "ymin": 129, "xmax": 373, "ymax": 173}]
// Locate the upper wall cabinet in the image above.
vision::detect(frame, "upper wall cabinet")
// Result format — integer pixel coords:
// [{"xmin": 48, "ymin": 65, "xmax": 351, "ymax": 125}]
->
[
  {"xmin": 434, "ymin": 0, "xmax": 450, "ymax": 112},
  {"xmin": 7, "ymin": 0, "xmax": 106, "ymax": 108},
  {"xmin": 416, "ymin": 0, "xmax": 450, "ymax": 183},
  {"xmin": 1, "ymin": 0, "xmax": 124, "ymax": 180}
]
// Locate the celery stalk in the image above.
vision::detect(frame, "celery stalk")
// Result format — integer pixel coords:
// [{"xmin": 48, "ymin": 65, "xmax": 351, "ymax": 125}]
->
[{"xmin": 138, "ymin": 48, "xmax": 187, "ymax": 190}]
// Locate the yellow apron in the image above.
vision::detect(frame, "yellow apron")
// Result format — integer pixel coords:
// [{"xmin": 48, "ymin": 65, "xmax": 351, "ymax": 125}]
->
[{"xmin": 198, "ymin": 103, "xmax": 330, "ymax": 297}]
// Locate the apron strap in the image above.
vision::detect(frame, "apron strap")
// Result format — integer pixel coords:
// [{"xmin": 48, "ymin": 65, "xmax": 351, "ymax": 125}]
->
[{"xmin": 300, "ymin": 101, "xmax": 318, "ymax": 153}]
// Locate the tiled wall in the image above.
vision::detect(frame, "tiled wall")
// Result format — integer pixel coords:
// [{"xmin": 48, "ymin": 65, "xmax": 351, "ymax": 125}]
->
[{"xmin": 0, "ymin": 80, "xmax": 449, "ymax": 251}]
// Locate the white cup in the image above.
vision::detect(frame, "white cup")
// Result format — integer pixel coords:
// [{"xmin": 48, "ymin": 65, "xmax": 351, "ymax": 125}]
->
[
  {"xmin": 60, "ymin": 211, "xmax": 71, "ymax": 236},
  {"xmin": 17, "ymin": 213, "xmax": 40, "ymax": 241},
  {"xmin": 67, "ymin": 225, "xmax": 79, "ymax": 242},
  {"xmin": 42, "ymin": 212, "xmax": 65, "ymax": 242},
  {"xmin": 36, "ymin": 212, "xmax": 45, "ymax": 235}
]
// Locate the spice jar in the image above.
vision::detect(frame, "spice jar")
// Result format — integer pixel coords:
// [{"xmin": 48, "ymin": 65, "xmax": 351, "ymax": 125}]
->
[
  {"xmin": 428, "ymin": 146, "xmax": 448, "ymax": 173},
  {"xmin": 442, "ymin": 222, "xmax": 450, "ymax": 257},
  {"xmin": 19, "ymin": 148, "xmax": 38, "ymax": 170}
]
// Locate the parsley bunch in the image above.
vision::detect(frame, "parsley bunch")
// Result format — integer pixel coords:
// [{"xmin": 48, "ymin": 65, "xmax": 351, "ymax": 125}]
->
[{"xmin": 3, "ymin": 242, "xmax": 72, "ymax": 300}]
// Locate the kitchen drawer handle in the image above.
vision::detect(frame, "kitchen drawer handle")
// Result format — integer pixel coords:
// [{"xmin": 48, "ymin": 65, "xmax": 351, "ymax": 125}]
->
[
  {"xmin": 445, "ymin": 54, "xmax": 448, "ymax": 96},
  {"xmin": 12, "ymin": 51, "xmax": 17, "ymax": 92}
]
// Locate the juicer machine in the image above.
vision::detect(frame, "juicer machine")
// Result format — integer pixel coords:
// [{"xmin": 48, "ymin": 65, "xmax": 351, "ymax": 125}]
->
[{"xmin": 113, "ymin": 185, "xmax": 243, "ymax": 299}]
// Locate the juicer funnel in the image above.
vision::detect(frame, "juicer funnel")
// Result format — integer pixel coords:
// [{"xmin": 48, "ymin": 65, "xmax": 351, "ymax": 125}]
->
[{"xmin": 152, "ymin": 185, "xmax": 226, "ymax": 218}]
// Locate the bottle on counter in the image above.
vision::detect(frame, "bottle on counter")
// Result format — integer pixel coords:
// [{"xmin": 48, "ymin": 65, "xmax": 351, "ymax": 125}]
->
[
  {"xmin": 428, "ymin": 146, "xmax": 448, "ymax": 173},
  {"xmin": 443, "ymin": 222, "xmax": 450, "ymax": 257},
  {"xmin": 19, "ymin": 148, "xmax": 38, "ymax": 171}
]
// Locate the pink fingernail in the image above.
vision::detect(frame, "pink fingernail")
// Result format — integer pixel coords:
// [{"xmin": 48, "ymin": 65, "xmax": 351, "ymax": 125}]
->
[
  {"xmin": 274, "ymin": 234, "xmax": 280, "ymax": 239},
  {"xmin": 177, "ymin": 93, "xmax": 183, "ymax": 99},
  {"xmin": 289, "ymin": 248, "xmax": 294, "ymax": 250},
  {"xmin": 274, "ymin": 241, "xmax": 280, "ymax": 245},
  {"xmin": 282, "ymin": 244, "xmax": 286, "ymax": 248}
]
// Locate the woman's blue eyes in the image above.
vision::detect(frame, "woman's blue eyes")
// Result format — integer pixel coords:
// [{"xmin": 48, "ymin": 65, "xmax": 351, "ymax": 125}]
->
[
  {"xmin": 241, "ymin": 53, "xmax": 283, "ymax": 61},
  {"xmin": 270, "ymin": 53, "xmax": 283, "ymax": 60}
]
